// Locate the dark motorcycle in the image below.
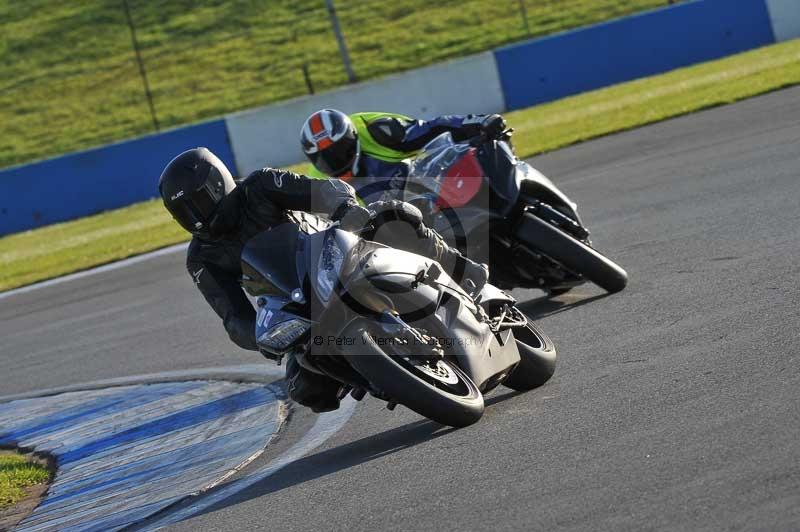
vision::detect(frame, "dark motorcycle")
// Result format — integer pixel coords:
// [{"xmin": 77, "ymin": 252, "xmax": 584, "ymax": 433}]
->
[
  {"xmin": 401, "ymin": 132, "xmax": 628, "ymax": 295},
  {"xmin": 240, "ymin": 221, "xmax": 557, "ymax": 427}
]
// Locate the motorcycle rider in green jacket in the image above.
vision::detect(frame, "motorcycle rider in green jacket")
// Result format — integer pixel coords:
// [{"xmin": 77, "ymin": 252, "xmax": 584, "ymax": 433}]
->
[{"xmin": 300, "ymin": 109, "xmax": 507, "ymax": 204}]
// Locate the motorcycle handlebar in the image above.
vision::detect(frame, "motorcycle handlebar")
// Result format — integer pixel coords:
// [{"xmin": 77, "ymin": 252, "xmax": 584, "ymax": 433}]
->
[{"xmin": 467, "ymin": 128, "xmax": 516, "ymax": 147}]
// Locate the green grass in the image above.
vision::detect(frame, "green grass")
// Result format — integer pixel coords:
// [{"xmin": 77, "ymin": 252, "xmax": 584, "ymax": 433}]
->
[
  {"xmin": 0, "ymin": 452, "xmax": 50, "ymax": 509},
  {"xmin": 0, "ymin": 199, "xmax": 184, "ymax": 290},
  {"xmin": 2, "ymin": 38, "xmax": 800, "ymax": 292},
  {"xmin": 506, "ymin": 38, "xmax": 800, "ymax": 156},
  {"xmin": 0, "ymin": 0, "xmax": 668, "ymax": 170}
]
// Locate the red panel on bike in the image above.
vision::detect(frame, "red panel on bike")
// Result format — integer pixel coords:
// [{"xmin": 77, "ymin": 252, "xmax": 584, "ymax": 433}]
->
[{"xmin": 436, "ymin": 149, "xmax": 484, "ymax": 208}]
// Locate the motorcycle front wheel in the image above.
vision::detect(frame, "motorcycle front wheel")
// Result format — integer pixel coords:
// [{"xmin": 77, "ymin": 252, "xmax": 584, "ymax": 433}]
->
[
  {"xmin": 517, "ymin": 213, "xmax": 628, "ymax": 293},
  {"xmin": 341, "ymin": 323, "xmax": 484, "ymax": 428}
]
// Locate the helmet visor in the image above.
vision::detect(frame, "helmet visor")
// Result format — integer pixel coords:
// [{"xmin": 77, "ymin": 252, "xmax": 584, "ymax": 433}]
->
[
  {"xmin": 313, "ymin": 137, "xmax": 358, "ymax": 177},
  {"xmin": 190, "ymin": 184, "xmax": 220, "ymax": 220},
  {"xmin": 168, "ymin": 198, "xmax": 204, "ymax": 233},
  {"xmin": 169, "ymin": 184, "xmax": 223, "ymax": 235}
]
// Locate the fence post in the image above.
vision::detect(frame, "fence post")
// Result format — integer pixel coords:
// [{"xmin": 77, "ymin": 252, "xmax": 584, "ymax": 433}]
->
[
  {"xmin": 122, "ymin": 0, "xmax": 159, "ymax": 131},
  {"xmin": 302, "ymin": 63, "xmax": 315, "ymax": 94},
  {"xmin": 518, "ymin": 0, "xmax": 532, "ymax": 37},
  {"xmin": 324, "ymin": 0, "xmax": 357, "ymax": 83}
]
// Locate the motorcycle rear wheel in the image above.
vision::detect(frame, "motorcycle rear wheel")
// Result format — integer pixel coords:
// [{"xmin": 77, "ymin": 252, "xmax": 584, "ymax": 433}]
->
[{"xmin": 503, "ymin": 321, "xmax": 557, "ymax": 391}]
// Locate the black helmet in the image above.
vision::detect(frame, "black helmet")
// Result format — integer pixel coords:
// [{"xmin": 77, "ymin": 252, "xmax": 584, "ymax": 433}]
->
[
  {"xmin": 300, "ymin": 109, "xmax": 358, "ymax": 177},
  {"xmin": 158, "ymin": 147, "xmax": 237, "ymax": 239}
]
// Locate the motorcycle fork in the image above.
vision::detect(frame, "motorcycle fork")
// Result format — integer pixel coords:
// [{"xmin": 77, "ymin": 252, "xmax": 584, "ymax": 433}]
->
[{"xmin": 522, "ymin": 199, "xmax": 590, "ymax": 241}]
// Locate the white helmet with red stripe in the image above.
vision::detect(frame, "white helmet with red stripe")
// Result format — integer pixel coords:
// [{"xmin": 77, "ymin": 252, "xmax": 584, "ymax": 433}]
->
[{"xmin": 300, "ymin": 109, "xmax": 358, "ymax": 177}]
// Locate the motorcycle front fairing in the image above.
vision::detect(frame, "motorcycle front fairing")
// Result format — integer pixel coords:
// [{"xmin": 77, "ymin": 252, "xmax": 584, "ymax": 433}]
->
[
  {"xmin": 244, "ymin": 223, "xmax": 521, "ymax": 391},
  {"xmin": 340, "ymin": 244, "xmax": 444, "ymax": 321},
  {"xmin": 473, "ymin": 139, "xmax": 519, "ymax": 218},
  {"xmin": 431, "ymin": 282, "xmax": 521, "ymax": 390},
  {"xmin": 337, "ymin": 241, "xmax": 520, "ymax": 390},
  {"xmin": 242, "ymin": 224, "xmax": 363, "ymax": 363},
  {"xmin": 515, "ymin": 161, "xmax": 583, "ymax": 224},
  {"xmin": 406, "ymin": 133, "xmax": 583, "ymax": 225},
  {"xmin": 302, "ymin": 226, "xmax": 360, "ymax": 306},
  {"xmin": 474, "ymin": 139, "xmax": 582, "ymax": 223},
  {"xmin": 241, "ymin": 223, "xmax": 305, "ymax": 298},
  {"xmin": 254, "ymin": 297, "xmax": 313, "ymax": 358},
  {"xmin": 242, "ymin": 224, "xmax": 315, "ymax": 359}
]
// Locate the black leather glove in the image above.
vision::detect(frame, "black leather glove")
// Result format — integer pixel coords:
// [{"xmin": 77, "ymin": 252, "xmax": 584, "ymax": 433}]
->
[
  {"xmin": 406, "ymin": 194, "xmax": 437, "ymax": 223},
  {"xmin": 335, "ymin": 203, "xmax": 374, "ymax": 232},
  {"xmin": 480, "ymin": 114, "xmax": 507, "ymax": 140}
]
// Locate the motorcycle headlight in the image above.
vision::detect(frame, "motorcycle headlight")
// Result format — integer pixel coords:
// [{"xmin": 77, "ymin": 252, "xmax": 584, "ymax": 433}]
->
[
  {"xmin": 257, "ymin": 318, "xmax": 311, "ymax": 352},
  {"xmin": 316, "ymin": 232, "xmax": 345, "ymax": 302}
]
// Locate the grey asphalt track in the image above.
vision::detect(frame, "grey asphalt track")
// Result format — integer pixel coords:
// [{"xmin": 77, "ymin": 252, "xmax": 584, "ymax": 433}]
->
[{"xmin": 2, "ymin": 87, "xmax": 800, "ymax": 531}]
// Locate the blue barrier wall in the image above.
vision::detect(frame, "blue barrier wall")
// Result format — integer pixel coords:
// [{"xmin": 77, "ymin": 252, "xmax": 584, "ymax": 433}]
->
[
  {"xmin": 494, "ymin": 0, "xmax": 776, "ymax": 111},
  {"xmin": 4, "ymin": 0, "xmax": 795, "ymax": 237},
  {"xmin": 0, "ymin": 120, "xmax": 234, "ymax": 236}
]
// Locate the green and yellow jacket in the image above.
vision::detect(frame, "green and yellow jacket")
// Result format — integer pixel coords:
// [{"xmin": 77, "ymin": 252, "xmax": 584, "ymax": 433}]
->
[{"xmin": 309, "ymin": 111, "xmax": 489, "ymax": 202}]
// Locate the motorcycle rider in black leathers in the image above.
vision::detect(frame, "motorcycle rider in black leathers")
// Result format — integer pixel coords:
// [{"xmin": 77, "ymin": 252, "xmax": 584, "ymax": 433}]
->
[{"xmin": 158, "ymin": 147, "xmax": 488, "ymax": 412}]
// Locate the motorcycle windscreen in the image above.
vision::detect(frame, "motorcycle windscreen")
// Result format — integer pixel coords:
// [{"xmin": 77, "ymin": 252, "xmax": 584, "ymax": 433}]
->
[
  {"xmin": 241, "ymin": 223, "xmax": 302, "ymax": 297},
  {"xmin": 435, "ymin": 148, "xmax": 484, "ymax": 209}
]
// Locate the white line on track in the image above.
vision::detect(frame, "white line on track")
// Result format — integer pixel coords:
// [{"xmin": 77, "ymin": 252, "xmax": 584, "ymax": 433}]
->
[
  {"xmin": 0, "ymin": 364, "xmax": 286, "ymax": 403},
  {"xmin": 0, "ymin": 242, "xmax": 187, "ymax": 301},
  {"xmin": 0, "ymin": 230, "xmax": 361, "ymax": 527},
  {"xmin": 0, "ymin": 365, "xmax": 357, "ymax": 530}
]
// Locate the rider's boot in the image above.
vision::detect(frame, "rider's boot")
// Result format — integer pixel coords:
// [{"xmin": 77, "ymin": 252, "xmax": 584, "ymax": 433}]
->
[
  {"xmin": 419, "ymin": 224, "xmax": 489, "ymax": 296},
  {"xmin": 286, "ymin": 356, "xmax": 341, "ymax": 413}
]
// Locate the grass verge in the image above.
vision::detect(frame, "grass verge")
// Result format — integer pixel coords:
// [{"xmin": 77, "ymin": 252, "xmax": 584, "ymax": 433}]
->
[
  {"xmin": 1, "ymin": 38, "xmax": 799, "ymax": 292},
  {"xmin": 0, "ymin": 451, "xmax": 50, "ymax": 510},
  {"xmin": 1, "ymin": 0, "xmax": 666, "ymax": 169}
]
